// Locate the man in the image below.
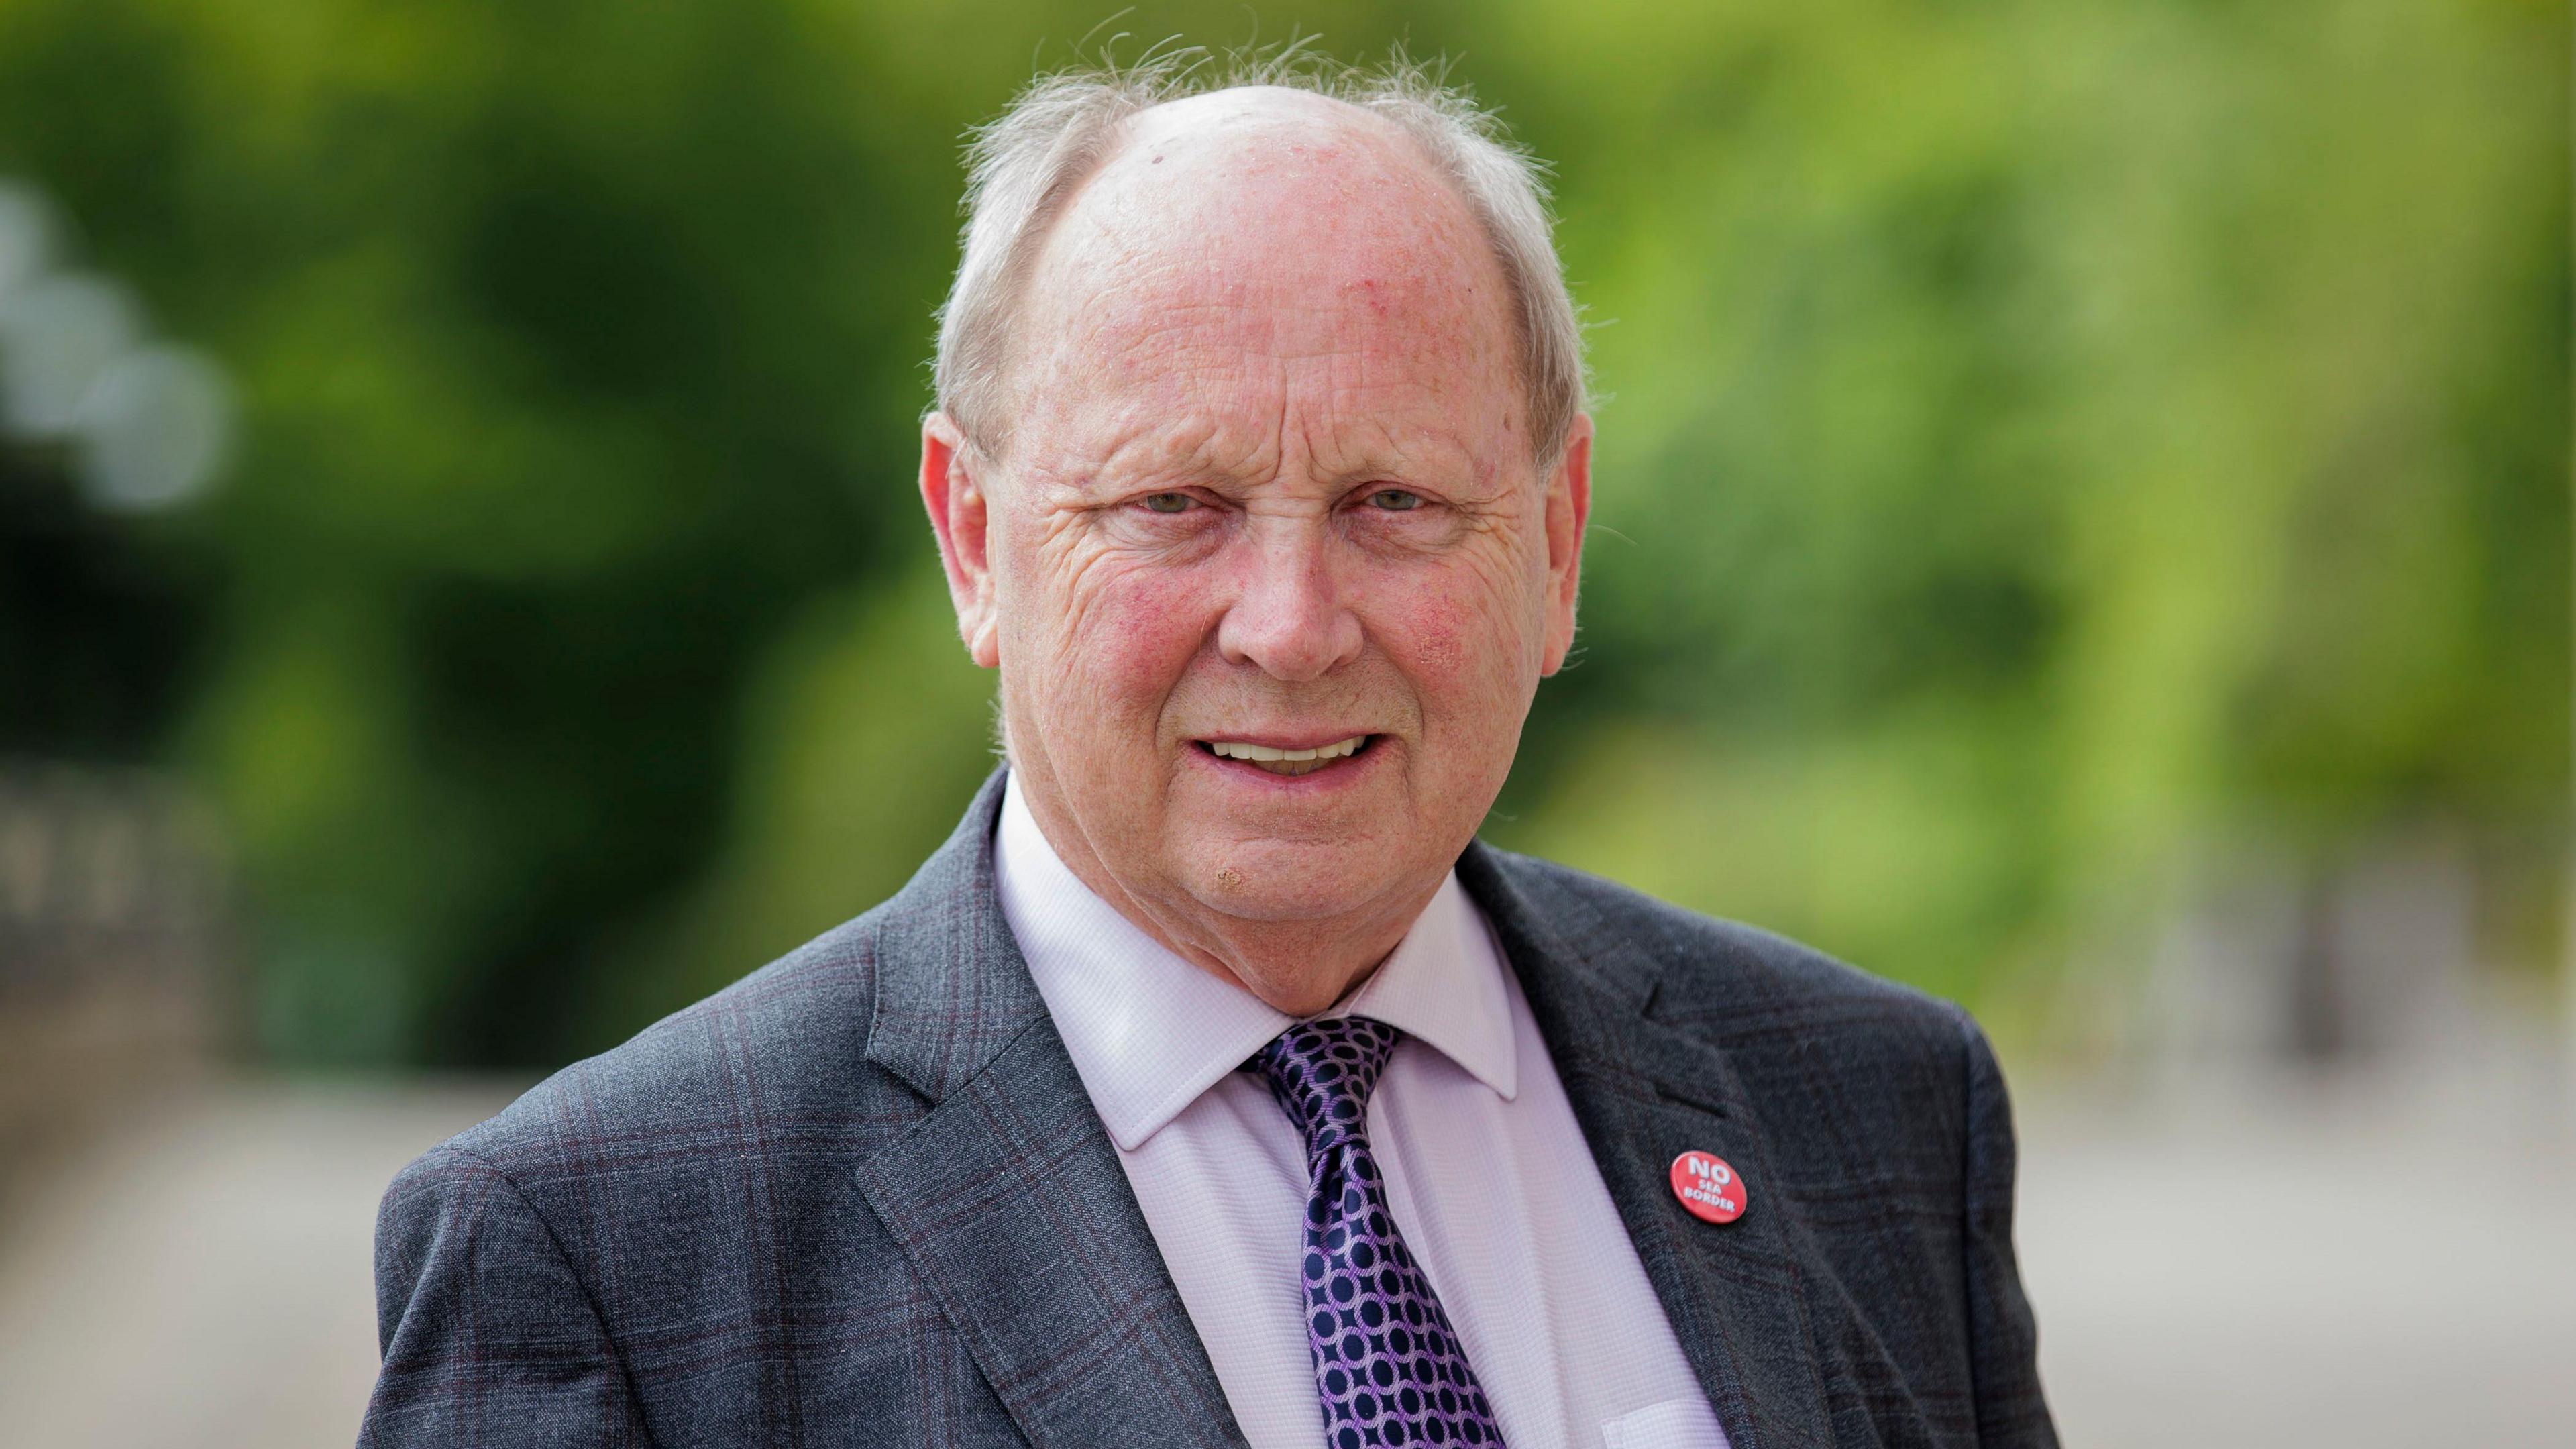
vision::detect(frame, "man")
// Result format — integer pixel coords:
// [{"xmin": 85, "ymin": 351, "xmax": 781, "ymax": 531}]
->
[{"xmin": 362, "ymin": 61, "xmax": 2055, "ymax": 1449}]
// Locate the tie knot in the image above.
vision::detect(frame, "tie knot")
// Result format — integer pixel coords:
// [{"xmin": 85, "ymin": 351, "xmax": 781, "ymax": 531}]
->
[{"xmin": 1248, "ymin": 1016, "xmax": 1401, "ymax": 1159}]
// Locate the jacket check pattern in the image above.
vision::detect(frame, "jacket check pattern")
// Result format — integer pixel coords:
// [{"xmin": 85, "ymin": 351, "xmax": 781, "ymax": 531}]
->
[{"xmin": 360, "ymin": 769, "xmax": 2057, "ymax": 1448}]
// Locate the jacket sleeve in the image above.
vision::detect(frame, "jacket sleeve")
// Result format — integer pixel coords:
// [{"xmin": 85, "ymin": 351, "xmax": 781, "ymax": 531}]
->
[
  {"xmin": 358, "ymin": 1143, "xmax": 653, "ymax": 1448},
  {"xmin": 1955, "ymin": 1010, "xmax": 2059, "ymax": 1448}
]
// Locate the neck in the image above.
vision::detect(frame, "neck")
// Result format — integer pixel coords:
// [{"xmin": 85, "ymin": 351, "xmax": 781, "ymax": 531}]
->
[
  {"xmin": 1121, "ymin": 876, "xmax": 1441, "ymax": 1018},
  {"xmin": 1016, "ymin": 780, "xmax": 1443, "ymax": 1018}
]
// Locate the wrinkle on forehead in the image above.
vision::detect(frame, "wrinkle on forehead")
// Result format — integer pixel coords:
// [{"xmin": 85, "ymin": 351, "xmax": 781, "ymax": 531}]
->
[{"xmin": 999, "ymin": 87, "xmax": 1524, "ymax": 476}]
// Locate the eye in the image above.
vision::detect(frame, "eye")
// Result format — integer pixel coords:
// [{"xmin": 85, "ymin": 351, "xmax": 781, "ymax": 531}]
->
[
  {"xmin": 1363, "ymin": 488, "xmax": 1423, "ymax": 511},
  {"xmin": 1139, "ymin": 492, "xmax": 1197, "ymax": 514}
]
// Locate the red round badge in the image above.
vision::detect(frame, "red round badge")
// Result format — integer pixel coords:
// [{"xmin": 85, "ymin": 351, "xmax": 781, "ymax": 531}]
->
[{"xmin": 1669, "ymin": 1150, "xmax": 1747, "ymax": 1224}]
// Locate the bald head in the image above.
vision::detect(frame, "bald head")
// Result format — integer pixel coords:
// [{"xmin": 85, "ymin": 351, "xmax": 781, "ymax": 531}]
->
[
  {"xmin": 1005, "ymin": 89, "xmax": 1521, "ymax": 466},
  {"xmin": 932, "ymin": 62, "xmax": 1587, "ymax": 469}
]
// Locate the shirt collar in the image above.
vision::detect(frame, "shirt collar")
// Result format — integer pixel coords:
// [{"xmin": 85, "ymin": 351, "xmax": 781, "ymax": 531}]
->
[{"xmin": 994, "ymin": 773, "xmax": 1517, "ymax": 1152}]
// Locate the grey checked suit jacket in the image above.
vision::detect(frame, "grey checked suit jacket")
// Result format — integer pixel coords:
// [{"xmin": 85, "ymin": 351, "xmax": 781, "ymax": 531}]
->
[{"xmin": 361, "ymin": 771, "xmax": 2057, "ymax": 1448}]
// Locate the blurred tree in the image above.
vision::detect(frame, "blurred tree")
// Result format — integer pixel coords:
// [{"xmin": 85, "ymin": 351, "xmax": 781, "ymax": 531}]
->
[
  {"xmin": 1481, "ymin": 0, "xmax": 2571, "ymax": 1023},
  {"xmin": 0, "ymin": 0, "xmax": 2561, "ymax": 1067},
  {"xmin": 1, "ymin": 445, "xmax": 208, "ymax": 761}
]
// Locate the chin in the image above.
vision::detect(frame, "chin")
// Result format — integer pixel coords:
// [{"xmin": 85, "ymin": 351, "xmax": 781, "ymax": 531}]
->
[{"xmin": 1177, "ymin": 833, "xmax": 1413, "ymax": 924}]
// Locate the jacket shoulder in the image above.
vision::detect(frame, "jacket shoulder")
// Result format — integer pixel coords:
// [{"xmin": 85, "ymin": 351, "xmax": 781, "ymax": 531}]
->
[
  {"xmin": 432, "ymin": 906, "xmax": 908, "ymax": 1193},
  {"xmin": 1477, "ymin": 845, "xmax": 1968, "ymax": 1038},
  {"xmin": 1472, "ymin": 843, "xmax": 2002, "ymax": 1241},
  {"xmin": 367, "ymin": 896, "xmax": 967, "ymax": 1440},
  {"xmin": 1468, "ymin": 842, "xmax": 1988, "ymax": 1161}
]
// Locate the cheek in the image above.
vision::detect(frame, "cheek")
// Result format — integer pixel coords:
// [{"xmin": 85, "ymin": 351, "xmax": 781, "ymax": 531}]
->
[
  {"xmin": 1385, "ymin": 523, "xmax": 1558, "ymax": 731},
  {"xmin": 1383, "ymin": 578, "xmax": 1529, "ymax": 710},
  {"xmin": 1405, "ymin": 594, "xmax": 1468, "ymax": 678},
  {"xmin": 1040, "ymin": 555, "xmax": 1211, "ymax": 715},
  {"xmin": 1105, "ymin": 570, "xmax": 1205, "ymax": 676}
]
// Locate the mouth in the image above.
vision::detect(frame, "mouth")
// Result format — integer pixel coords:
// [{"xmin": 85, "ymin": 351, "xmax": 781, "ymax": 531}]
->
[{"xmin": 1194, "ymin": 733, "xmax": 1374, "ymax": 778}]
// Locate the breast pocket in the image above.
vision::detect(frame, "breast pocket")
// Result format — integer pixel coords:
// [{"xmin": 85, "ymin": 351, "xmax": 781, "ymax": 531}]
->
[{"xmin": 1600, "ymin": 1395, "xmax": 1731, "ymax": 1449}]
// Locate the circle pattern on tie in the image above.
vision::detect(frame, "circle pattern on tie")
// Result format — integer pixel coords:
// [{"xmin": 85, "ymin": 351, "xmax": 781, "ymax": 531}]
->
[{"xmin": 1250, "ymin": 1016, "xmax": 1507, "ymax": 1448}]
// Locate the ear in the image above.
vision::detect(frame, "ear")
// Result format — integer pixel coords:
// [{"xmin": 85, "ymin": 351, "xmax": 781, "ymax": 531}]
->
[
  {"xmin": 920, "ymin": 413, "xmax": 1001, "ymax": 669},
  {"xmin": 1539, "ymin": 414, "xmax": 1593, "ymax": 678}
]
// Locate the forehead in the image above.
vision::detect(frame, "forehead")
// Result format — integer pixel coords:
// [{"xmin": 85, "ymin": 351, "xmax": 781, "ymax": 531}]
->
[{"xmin": 1010, "ymin": 89, "xmax": 1520, "ymax": 459}]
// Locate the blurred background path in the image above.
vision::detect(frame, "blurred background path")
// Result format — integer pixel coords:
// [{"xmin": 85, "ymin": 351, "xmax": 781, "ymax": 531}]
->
[
  {"xmin": 2015, "ymin": 1073, "xmax": 2576, "ymax": 1447},
  {"xmin": 0, "ymin": 1080, "xmax": 521, "ymax": 1449},
  {"xmin": 2, "ymin": 1069, "xmax": 2569, "ymax": 1449}
]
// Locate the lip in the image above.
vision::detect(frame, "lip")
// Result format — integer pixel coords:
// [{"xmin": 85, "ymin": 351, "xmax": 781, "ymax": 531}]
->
[
  {"xmin": 1189, "ymin": 730, "xmax": 1375, "ymax": 753},
  {"xmin": 1185, "ymin": 733, "xmax": 1388, "ymax": 789}
]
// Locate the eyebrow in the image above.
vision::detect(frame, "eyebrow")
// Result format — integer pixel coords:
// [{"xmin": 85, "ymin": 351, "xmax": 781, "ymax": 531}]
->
[{"xmin": 1052, "ymin": 413, "xmax": 1493, "ymax": 498}]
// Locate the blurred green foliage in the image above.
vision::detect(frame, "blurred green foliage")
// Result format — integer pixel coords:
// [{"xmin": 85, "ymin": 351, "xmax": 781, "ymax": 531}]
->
[{"xmin": 0, "ymin": 0, "xmax": 2562, "ymax": 1066}]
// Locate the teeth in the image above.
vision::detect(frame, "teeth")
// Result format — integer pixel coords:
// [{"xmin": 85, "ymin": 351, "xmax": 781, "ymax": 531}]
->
[{"xmin": 1207, "ymin": 735, "xmax": 1368, "ymax": 771}]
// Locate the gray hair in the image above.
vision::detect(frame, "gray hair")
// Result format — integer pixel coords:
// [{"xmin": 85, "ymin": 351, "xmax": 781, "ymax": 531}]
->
[{"xmin": 931, "ymin": 51, "xmax": 1588, "ymax": 469}]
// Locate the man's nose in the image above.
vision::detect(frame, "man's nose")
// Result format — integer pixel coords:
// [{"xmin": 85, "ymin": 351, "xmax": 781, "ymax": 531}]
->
[{"xmin": 1214, "ymin": 522, "xmax": 1364, "ymax": 683}]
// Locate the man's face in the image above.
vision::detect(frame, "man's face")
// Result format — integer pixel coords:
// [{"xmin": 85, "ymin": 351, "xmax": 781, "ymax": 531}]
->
[{"xmin": 924, "ymin": 91, "xmax": 1589, "ymax": 1002}]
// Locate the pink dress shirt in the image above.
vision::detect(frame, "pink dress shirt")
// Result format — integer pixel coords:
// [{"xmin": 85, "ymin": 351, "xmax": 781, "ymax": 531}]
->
[{"xmin": 994, "ymin": 776, "xmax": 1730, "ymax": 1449}]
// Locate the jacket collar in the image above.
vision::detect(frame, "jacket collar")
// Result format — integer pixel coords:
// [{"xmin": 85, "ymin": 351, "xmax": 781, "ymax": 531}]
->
[{"xmin": 855, "ymin": 768, "xmax": 1250, "ymax": 1447}]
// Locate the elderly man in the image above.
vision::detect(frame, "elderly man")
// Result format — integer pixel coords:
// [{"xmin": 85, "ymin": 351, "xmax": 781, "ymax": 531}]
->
[{"xmin": 362, "ymin": 63, "xmax": 2055, "ymax": 1449}]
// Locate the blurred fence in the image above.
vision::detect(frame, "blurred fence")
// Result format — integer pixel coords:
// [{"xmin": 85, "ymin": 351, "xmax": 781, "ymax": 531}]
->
[{"xmin": 0, "ymin": 761, "xmax": 227, "ymax": 1175}]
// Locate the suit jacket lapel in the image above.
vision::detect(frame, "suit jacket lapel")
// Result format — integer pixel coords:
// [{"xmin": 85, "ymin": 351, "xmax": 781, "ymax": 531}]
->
[
  {"xmin": 855, "ymin": 771, "xmax": 1246, "ymax": 1449},
  {"xmin": 1459, "ymin": 844, "xmax": 1836, "ymax": 1449}
]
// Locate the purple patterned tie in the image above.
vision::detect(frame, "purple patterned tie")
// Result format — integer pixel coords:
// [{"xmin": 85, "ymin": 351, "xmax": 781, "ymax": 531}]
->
[{"xmin": 1248, "ymin": 1016, "xmax": 1508, "ymax": 1448}]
